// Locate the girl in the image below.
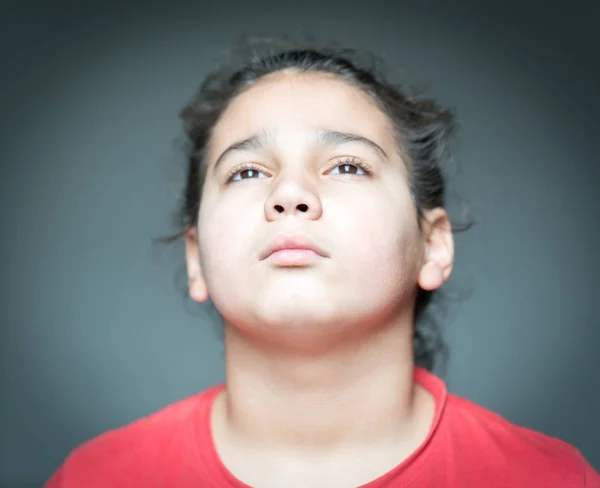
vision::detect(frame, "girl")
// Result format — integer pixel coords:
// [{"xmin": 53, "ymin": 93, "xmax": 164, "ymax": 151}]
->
[{"xmin": 46, "ymin": 36, "xmax": 599, "ymax": 487}]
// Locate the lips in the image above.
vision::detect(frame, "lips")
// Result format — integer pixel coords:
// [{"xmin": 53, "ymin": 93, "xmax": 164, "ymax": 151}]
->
[{"xmin": 260, "ymin": 234, "xmax": 329, "ymax": 261}]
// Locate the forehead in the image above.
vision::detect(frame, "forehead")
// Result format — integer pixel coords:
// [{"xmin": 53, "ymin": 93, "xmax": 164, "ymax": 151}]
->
[{"xmin": 210, "ymin": 71, "xmax": 395, "ymax": 152}]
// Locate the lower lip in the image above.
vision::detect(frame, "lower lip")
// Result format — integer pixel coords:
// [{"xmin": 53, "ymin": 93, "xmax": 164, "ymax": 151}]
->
[{"xmin": 266, "ymin": 249, "xmax": 321, "ymax": 266}]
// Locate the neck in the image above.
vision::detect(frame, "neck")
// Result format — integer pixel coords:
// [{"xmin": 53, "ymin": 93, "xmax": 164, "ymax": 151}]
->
[{"xmin": 216, "ymin": 314, "xmax": 425, "ymax": 455}]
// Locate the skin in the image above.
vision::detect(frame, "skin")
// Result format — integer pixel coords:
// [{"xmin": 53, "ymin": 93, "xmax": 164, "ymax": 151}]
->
[{"xmin": 185, "ymin": 70, "xmax": 454, "ymax": 487}]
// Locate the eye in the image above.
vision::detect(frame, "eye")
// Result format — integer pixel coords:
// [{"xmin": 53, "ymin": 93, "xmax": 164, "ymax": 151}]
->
[
  {"xmin": 226, "ymin": 163, "xmax": 269, "ymax": 183},
  {"xmin": 325, "ymin": 156, "xmax": 372, "ymax": 176}
]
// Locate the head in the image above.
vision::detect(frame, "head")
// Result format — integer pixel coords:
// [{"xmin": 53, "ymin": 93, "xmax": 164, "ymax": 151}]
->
[{"xmin": 165, "ymin": 36, "xmax": 471, "ymax": 371}]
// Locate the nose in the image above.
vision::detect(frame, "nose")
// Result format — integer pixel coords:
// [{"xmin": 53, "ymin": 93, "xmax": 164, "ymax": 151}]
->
[{"xmin": 264, "ymin": 178, "xmax": 323, "ymax": 222}]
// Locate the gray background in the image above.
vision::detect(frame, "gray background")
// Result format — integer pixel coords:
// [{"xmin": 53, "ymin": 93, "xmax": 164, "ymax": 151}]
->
[{"xmin": 1, "ymin": 0, "xmax": 599, "ymax": 486}]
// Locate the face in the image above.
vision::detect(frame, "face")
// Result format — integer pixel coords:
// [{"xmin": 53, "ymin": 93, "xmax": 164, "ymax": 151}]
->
[{"xmin": 186, "ymin": 71, "xmax": 448, "ymax": 349}]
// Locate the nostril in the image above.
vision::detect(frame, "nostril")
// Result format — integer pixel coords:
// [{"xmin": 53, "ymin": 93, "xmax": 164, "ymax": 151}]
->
[{"xmin": 273, "ymin": 203, "xmax": 309, "ymax": 213}]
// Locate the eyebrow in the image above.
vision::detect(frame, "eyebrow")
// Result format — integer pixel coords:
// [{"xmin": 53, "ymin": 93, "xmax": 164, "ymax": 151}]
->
[{"xmin": 212, "ymin": 128, "xmax": 389, "ymax": 170}]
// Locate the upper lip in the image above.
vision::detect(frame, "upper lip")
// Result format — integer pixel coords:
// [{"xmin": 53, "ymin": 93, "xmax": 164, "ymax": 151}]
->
[{"xmin": 260, "ymin": 234, "xmax": 329, "ymax": 260}]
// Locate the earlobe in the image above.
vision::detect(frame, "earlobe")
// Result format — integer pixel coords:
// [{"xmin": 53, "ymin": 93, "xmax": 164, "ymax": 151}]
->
[
  {"xmin": 189, "ymin": 279, "xmax": 209, "ymax": 303},
  {"xmin": 184, "ymin": 226, "xmax": 209, "ymax": 303},
  {"xmin": 417, "ymin": 261, "xmax": 444, "ymax": 291}
]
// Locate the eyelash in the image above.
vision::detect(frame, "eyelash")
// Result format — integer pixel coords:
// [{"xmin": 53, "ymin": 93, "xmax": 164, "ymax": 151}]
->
[{"xmin": 225, "ymin": 156, "xmax": 373, "ymax": 183}]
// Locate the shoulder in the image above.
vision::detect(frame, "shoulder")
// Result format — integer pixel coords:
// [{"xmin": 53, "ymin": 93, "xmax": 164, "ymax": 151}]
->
[
  {"xmin": 45, "ymin": 384, "xmax": 224, "ymax": 488},
  {"xmin": 70, "ymin": 386, "xmax": 218, "ymax": 456},
  {"xmin": 445, "ymin": 392, "xmax": 578, "ymax": 457},
  {"xmin": 440, "ymin": 392, "xmax": 599, "ymax": 486}
]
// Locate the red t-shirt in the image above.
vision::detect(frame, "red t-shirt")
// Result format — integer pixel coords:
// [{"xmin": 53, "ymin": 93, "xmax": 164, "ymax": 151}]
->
[{"xmin": 46, "ymin": 367, "xmax": 599, "ymax": 487}]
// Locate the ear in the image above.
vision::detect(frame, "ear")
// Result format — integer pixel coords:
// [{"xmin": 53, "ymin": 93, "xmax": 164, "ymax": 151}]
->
[
  {"xmin": 184, "ymin": 225, "xmax": 209, "ymax": 303},
  {"xmin": 417, "ymin": 208, "xmax": 454, "ymax": 291}
]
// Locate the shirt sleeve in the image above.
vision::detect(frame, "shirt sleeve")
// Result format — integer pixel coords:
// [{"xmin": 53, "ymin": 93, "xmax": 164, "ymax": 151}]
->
[
  {"xmin": 585, "ymin": 462, "xmax": 600, "ymax": 487},
  {"xmin": 44, "ymin": 467, "xmax": 64, "ymax": 488}
]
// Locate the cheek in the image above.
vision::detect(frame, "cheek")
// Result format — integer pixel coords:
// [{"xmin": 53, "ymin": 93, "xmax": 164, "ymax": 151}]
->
[
  {"xmin": 340, "ymin": 190, "xmax": 416, "ymax": 255},
  {"xmin": 332, "ymin": 190, "xmax": 421, "ymax": 291},
  {"xmin": 202, "ymin": 221, "xmax": 239, "ymax": 260},
  {"xmin": 197, "ymin": 198, "xmax": 259, "ymax": 287}
]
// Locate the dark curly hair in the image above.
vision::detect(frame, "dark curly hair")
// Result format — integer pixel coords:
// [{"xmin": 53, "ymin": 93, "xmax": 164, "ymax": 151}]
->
[{"xmin": 159, "ymin": 34, "xmax": 474, "ymax": 374}]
